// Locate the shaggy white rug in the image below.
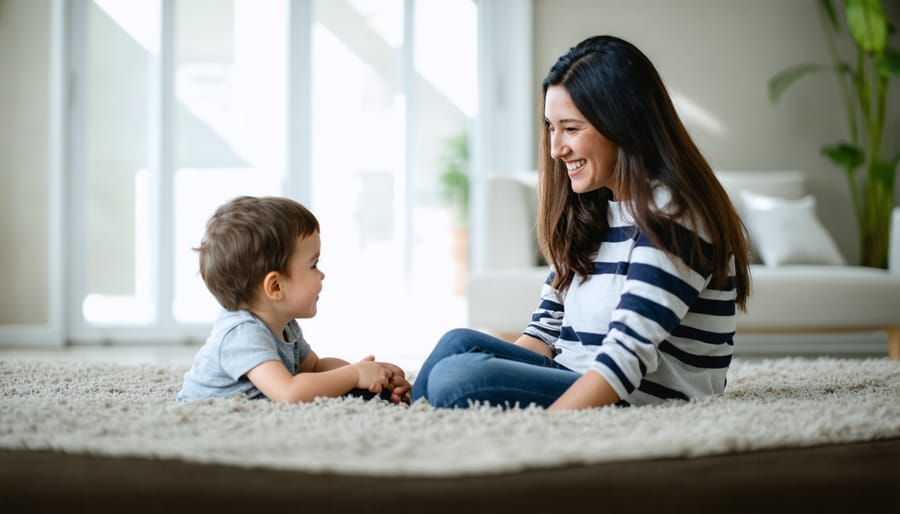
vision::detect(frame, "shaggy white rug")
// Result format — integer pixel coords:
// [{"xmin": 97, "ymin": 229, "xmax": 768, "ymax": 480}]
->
[{"xmin": 1, "ymin": 357, "xmax": 898, "ymax": 476}]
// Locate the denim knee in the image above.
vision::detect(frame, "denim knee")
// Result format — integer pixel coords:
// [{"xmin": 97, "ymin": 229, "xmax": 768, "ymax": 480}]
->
[
  {"xmin": 412, "ymin": 327, "xmax": 503, "ymax": 403},
  {"xmin": 412, "ymin": 330, "xmax": 471, "ymax": 401},
  {"xmin": 436, "ymin": 327, "xmax": 486, "ymax": 353},
  {"xmin": 425, "ymin": 352, "xmax": 490, "ymax": 408}
]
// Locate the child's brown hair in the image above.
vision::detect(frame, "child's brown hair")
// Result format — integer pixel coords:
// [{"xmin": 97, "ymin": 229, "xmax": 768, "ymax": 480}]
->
[{"xmin": 196, "ymin": 196, "xmax": 319, "ymax": 311}]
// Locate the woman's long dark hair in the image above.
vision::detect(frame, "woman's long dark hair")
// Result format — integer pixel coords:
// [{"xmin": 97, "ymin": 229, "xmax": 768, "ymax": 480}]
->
[{"xmin": 538, "ymin": 35, "xmax": 750, "ymax": 309}]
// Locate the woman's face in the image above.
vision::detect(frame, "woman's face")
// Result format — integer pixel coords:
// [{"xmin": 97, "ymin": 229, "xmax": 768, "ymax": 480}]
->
[{"xmin": 544, "ymin": 85, "xmax": 618, "ymax": 196}]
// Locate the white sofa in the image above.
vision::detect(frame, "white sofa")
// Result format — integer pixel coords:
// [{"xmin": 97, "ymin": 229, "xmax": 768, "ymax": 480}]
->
[{"xmin": 466, "ymin": 171, "xmax": 900, "ymax": 359}]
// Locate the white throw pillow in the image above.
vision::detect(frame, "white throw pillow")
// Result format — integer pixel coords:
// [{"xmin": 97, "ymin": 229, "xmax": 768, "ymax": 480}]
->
[{"xmin": 738, "ymin": 190, "xmax": 846, "ymax": 266}]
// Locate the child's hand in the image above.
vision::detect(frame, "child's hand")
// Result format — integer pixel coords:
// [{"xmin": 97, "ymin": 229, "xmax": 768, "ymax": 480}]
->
[
  {"xmin": 352, "ymin": 358, "xmax": 393, "ymax": 393},
  {"xmin": 387, "ymin": 374, "xmax": 411, "ymax": 404},
  {"xmin": 359, "ymin": 356, "xmax": 411, "ymax": 404},
  {"xmin": 378, "ymin": 361, "xmax": 411, "ymax": 404}
]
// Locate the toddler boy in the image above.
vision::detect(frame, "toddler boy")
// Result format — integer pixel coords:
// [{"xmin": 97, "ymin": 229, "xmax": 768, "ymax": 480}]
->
[{"xmin": 176, "ymin": 196, "xmax": 410, "ymax": 404}]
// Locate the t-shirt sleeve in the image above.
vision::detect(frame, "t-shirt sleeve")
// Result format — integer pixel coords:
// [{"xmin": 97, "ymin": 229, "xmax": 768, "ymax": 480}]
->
[
  {"xmin": 287, "ymin": 320, "xmax": 312, "ymax": 369},
  {"xmin": 218, "ymin": 321, "xmax": 284, "ymax": 381},
  {"xmin": 297, "ymin": 334, "xmax": 311, "ymax": 366}
]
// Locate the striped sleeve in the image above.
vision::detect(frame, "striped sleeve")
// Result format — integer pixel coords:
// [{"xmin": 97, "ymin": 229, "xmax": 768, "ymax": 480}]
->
[{"xmin": 523, "ymin": 270, "xmax": 565, "ymax": 345}]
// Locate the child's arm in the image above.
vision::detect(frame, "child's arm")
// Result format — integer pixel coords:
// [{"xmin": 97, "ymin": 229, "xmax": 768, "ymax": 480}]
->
[
  {"xmin": 298, "ymin": 350, "xmax": 350, "ymax": 373},
  {"xmin": 302, "ymin": 352, "xmax": 411, "ymax": 404},
  {"xmin": 245, "ymin": 356, "xmax": 392, "ymax": 403}
]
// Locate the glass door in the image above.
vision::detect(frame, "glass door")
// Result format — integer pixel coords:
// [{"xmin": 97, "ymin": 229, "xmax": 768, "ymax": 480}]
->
[
  {"xmin": 300, "ymin": 0, "xmax": 477, "ymax": 360},
  {"xmin": 68, "ymin": 0, "xmax": 291, "ymax": 341},
  {"xmin": 59, "ymin": 0, "xmax": 477, "ymax": 361}
]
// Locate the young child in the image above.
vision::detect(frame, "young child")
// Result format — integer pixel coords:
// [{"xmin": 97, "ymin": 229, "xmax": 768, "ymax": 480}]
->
[{"xmin": 176, "ymin": 196, "xmax": 411, "ymax": 404}]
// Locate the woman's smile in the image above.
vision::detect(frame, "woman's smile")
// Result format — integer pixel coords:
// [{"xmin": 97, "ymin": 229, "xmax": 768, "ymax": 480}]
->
[{"xmin": 566, "ymin": 159, "xmax": 586, "ymax": 177}]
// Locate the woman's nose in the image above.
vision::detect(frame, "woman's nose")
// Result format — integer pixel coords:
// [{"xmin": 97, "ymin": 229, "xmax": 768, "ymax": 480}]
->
[{"xmin": 549, "ymin": 132, "xmax": 565, "ymax": 159}]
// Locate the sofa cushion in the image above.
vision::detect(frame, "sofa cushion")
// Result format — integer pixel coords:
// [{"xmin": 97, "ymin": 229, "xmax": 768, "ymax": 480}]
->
[
  {"xmin": 739, "ymin": 190, "xmax": 845, "ymax": 266},
  {"xmin": 740, "ymin": 265, "xmax": 900, "ymax": 329},
  {"xmin": 716, "ymin": 170, "xmax": 807, "ymax": 264},
  {"xmin": 466, "ymin": 267, "xmax": 551, "ymax": 334}
]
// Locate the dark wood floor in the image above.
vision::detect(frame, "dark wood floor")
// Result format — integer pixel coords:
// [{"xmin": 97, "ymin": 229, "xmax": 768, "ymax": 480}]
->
[{"xmin": 2, "ymin": 437, "xmax": 899, "ymax": 514}]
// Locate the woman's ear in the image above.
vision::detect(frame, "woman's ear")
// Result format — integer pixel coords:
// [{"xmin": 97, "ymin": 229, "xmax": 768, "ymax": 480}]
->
[{"xmin": 262, "ymin": 271, "xmax": 283, "ymax": 300}]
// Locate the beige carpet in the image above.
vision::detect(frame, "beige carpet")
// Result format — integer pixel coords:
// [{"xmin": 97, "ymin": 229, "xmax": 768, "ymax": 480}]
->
[{"xmin": 1, "ymin": 357, "xmax": 898, "ymax": 476}]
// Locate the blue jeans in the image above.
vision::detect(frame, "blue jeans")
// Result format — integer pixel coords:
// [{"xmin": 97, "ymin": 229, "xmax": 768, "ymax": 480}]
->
[{"xmin": 411, "ymin": 328, "xmax": 581, "ymax": 409}]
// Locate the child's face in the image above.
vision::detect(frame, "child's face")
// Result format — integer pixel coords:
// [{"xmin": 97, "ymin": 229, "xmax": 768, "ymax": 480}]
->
[{"xmin": 280, "ymin": 232, "xmax": 325, "ymax": 319}]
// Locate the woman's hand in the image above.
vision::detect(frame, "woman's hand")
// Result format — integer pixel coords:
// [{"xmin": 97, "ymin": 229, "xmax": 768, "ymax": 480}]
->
[
  {"xmin": 513, "ymin": 334, "xmax": 555, "ymax": 359},
  {"xmin": 386, "ymin": 374, "xmax": 411, "ymax": 404}
]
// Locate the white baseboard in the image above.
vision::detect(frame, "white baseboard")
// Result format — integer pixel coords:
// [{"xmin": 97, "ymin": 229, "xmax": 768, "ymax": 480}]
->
[{"xmin": 0, "ymin": 326, "xmax": 64, "ymax": 347}]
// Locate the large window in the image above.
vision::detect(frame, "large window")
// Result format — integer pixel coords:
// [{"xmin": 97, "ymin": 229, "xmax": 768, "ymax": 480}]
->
[
  {"xmin": 0, "ymin": 0, "xmax": 534, "ymax": 356},
  {"xmin": 307, "ymin": 0, "xmax": 477, "ymax": 359},
  {"xmin": 64, "ymin": 0, "xmax": 477, "ymax": 359},
  {"xmin": 68, "ymin": 0, "xmax": 294, "ymax": 337}
]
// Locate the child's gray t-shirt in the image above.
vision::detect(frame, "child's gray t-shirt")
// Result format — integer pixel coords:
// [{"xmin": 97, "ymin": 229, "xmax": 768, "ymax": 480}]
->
[{"xmin": 176, "ymin": 309, "xmax": 312, "ymax": 402}]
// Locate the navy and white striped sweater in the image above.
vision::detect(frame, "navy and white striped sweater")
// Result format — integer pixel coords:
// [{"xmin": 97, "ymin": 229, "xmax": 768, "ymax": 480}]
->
[{"xmin": 524, "ymin": 197, "xmax": 736, "ymax": 406}]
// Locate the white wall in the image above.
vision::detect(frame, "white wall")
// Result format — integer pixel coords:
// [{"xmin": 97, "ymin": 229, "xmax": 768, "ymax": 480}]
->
[
  {"xmin": 0, "ymin": 0, "xmax": 51, "ymax": 324},
  {"xmin": 532, "ymin": 0, "xmax": 900, "ymax": 264}
]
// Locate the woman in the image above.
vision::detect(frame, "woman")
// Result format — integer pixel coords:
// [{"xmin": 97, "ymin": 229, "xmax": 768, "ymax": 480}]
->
[{"xmin": 412, "ymin": 35, "xmax": 751, "ymax": 410}]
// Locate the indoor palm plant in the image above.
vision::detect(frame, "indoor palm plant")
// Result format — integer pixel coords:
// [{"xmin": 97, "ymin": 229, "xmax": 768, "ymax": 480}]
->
[{"xmin": 768, "ymin": 0, "xmax": 900, "ymax": 268}]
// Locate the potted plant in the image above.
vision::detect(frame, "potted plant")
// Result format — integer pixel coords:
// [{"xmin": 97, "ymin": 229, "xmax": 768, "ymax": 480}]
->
[
  {"xmin": 439, "ymin": 131, "xmax": 470, "ymax": 226},
  {"xmin": 768, "ymin": 0, "xmax": 900, "ymax": 268},
  {"xmin": 439, "ymin": 131, "xmax": 470, "ymax": 294}
]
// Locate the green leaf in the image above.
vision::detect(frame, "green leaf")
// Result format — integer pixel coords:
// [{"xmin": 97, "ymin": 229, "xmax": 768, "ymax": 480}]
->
[
  {"xmin": 768, "ymin": 64, "xmax": 830, "ymax": 102},
  {"xmin": 871, "ymin": 158, "xmax": 898, "ymax": 189},
  {"xmin": 819, "ymin": 0, "xmax": 839, "ymax": 30},
  {"xmin": 835, "ymin": 61, "xmax": 855, "ymax": 76},
  {"xmin": 822, "ymin": 143, "xmax": 865, "ymax": 172},
  {"xmin": 845, "ymin": 0, "xmax": 887, "ymax": 53},
  {"xmin": 877, "ymin": 47, "xmax": 900, "ymax": 77},
  {"xmin": 883, "ymin": 154, "xmax": 900, "ymax": 179}
]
